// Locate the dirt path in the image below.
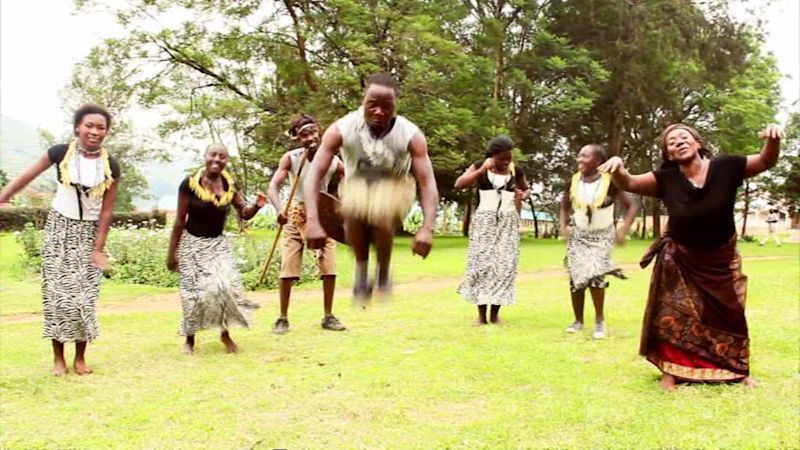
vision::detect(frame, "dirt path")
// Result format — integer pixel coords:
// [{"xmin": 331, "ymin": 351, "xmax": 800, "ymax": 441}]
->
[{"xmin": 1, "ymin": 255, "xmax": 794, "ymax": 325}]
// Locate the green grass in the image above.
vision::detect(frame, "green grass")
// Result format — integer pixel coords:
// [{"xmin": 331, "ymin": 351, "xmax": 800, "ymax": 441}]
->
[{"xmin": 0, "ymin": 232, "xmax": 798, "ymax": 449}]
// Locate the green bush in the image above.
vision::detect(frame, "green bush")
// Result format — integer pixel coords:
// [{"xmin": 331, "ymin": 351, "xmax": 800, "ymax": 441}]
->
[
  {"xmin": 15, "ymin": 224, "xmax": 318, "ymax": 290},
  {"xmin": 0, "ymin": 207, "xmax": 166, "ymax": 231},
  {"xmin": 0, "ymin": 208, "xmax": 49, "ymax": 230},
  {"xmin": 15, "ymin": 223, "xmax": 43, "ymax": 269}
]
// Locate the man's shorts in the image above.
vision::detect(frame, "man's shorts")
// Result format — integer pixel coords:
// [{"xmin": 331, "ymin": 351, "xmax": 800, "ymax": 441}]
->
[{"xmin": 280, "ymin": 221, "xmax": 336, "ymax": 279}]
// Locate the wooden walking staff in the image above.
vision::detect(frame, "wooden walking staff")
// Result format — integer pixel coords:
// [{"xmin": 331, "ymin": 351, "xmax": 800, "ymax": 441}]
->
[{"xmin": 258, "ymin": 154, "xmax": 307, "ymax": 286}]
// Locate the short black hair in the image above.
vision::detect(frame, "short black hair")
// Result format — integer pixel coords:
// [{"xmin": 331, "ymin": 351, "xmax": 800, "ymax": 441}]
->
[
  {"xmin": 583, "ymin": 143, "xmax": 608, "ymax": 164},
  {"xmin": 486, "ymin": 135, "xmax": 515, "ymax": 157},
  {"xmin": 365, "ymin": 72, "xmax": 399, "ymax": 95},
  {"xmin": 73, "ymin": 104, "xmax": 112, "ymax": 135}
]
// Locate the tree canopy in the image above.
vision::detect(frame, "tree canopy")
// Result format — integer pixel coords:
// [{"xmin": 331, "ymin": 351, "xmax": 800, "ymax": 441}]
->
[{"xmin": 70, "ymin": 0, "xmax": 786, "ymax": 223}]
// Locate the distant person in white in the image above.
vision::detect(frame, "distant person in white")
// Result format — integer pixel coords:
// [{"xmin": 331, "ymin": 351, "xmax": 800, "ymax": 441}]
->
[{"xmin": 759, "ymin": 208, "xmax": 781, "ymax": 246}]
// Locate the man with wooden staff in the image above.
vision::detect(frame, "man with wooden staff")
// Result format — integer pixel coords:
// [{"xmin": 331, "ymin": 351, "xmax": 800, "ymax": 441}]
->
[
  {"xmin": 303, "ymin": 73, "xmax": 439, "ymax": 300},
  {"xmin": 267, "ymin": 113, "xmax": 346, "ymax": 334}
]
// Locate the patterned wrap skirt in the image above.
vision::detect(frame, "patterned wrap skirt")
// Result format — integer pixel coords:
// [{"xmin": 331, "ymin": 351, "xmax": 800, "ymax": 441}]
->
[
  {"xmin": 178, "ymin": 231, "xmax": 259, "ymax": 336},
  {"xmin": 565, "ymin": 225, "xmax": 626, "ymax": 291},
  {"xmin": 41, "ymin": 209, "xmax": 102, "ymax": 343},
  {"xmin": 639, "ymin": 235, "xmax": 749, "ymax": 381},
  {"xmin": 458, "ymin": 209, "xmax": 520, "ymax": 306}
]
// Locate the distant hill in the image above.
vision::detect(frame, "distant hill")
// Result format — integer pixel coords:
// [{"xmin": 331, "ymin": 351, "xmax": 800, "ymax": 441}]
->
[
  {"xmin": 0, "ymin": 114, "xmax": 196, "ymax": 210},
  {"xmin": 0, "ymin": 114, "xmax": 47, "ymax": 178},
  {"xmin": 135, "ymin": 157, "xmax": 200, "ymax": 211}
]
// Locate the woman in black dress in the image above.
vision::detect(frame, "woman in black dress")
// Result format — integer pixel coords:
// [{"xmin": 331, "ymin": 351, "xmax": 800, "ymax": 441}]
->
[{"xmin": 599, "ymin": 123, "xmax": 783, "ymax": 390}]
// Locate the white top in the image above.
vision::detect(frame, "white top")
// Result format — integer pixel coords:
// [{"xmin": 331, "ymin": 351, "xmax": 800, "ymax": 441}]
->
[
  {"xmin": 476, "ymin": 172, "xmax": 516, "ymax": 213},
  {"xmin": 335, "ymin": 107, "xmax": 420, "ymax": 179},
  {"xmin": 572, "ymin": 177, "xmax": 614, "ymax": 230},
  {"xmin": 51, "ymin": 153, "xmax": 107, "ymax": 220},
  {"xmin": 288, "ymin": 148, "xmax": 340, "ymax": 203}
]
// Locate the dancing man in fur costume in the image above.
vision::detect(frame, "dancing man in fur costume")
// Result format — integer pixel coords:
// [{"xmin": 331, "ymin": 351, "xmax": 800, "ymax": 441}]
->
[{"xmin": 303, "ymin": 73, "xmax": 439, "ymax": 299}]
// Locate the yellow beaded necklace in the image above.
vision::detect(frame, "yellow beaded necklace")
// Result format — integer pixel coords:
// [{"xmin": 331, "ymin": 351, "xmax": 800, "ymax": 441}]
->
[
  {"xmin": 58, "ymin": 141, "xmax": 115, "ymax": 198},
  {"xmin": 570, "ymin": 172, "xmax": 611, "ymax": 212},
  {"xmin": 188, "ymin": 168, "xmax": 236, "ymax": 207}
]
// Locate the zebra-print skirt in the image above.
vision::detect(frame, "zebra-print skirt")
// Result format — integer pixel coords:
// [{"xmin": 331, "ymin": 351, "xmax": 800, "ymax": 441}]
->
[
  {"xmin": 41, "ymin": 209, "xmax": 101, "ymax": 343},
  {"xmin": 178, "ymin": 231, "xmax": 259, "ymax": 336},
  {"xmin": 458, "ymin": 209, "xmax": 520, "ymax": 306},
  {"xmin": 565, "ymin": 225, "xmax": 626, "ymax": 291}
]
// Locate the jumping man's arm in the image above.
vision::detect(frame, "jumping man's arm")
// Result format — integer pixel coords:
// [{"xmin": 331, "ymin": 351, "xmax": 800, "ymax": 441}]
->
[
  {"xmin": 409, "ymin": 132, "xmax": 439, "ymax": 258},
  {"xmin": 304, "ymin": 125, "xmax": 343, "ymax": 248}
]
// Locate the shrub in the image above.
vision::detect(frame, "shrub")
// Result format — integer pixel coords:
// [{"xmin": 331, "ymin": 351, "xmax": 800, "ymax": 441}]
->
[
  {"xmin": 0, "ymin": 207, "xmax": 166, "ymax": 231},
  {"xmin": 15, "ymin": 225, "xmax": 318, "ymax": 290},
  {"xmin": 15, "ymin": 223, "xmax": 43, "ymax": 269},
  {"xmin": 0, "ymin": 208, "xmax": 49, "ymax": 230}
]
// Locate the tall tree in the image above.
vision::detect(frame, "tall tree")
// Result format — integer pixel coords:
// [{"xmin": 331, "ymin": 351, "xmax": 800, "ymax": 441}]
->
[
  {"xmin": 72, "ymin": 0, "xmax": 781, "ymax": 231},
  {"xmin": 63, "ymin": 41, "xmax": 170, "ymax": 211},
  {"xmin": 706, "ymin": 50, "xmax": 781, "ymax": 237},
  {"xmin": 763, "ymin": 112, "xmax": 800, "ymax": 219},
  {"xmin": 545, "ymin": 0, "xmax": 762, "ymax": 237}
]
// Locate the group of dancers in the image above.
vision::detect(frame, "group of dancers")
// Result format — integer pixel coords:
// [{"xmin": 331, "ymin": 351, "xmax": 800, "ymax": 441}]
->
[{"xmin": 0, "ymin": 73, "xmax": 785, "ymax": 391}]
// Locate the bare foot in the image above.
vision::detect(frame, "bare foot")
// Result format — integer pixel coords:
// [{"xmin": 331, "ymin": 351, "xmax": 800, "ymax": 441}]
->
[
  {"xmin": 743, "ymin": 376, "xmax": 758, "ymax": 389},
  {"xmin": 353, "ymin": 284, "xmax": 373, "ymax": 301},
  {"xmin": 184, "ymin": 335, "xmax": 195, "ymax": 355},
  {"xmin": 374, "ymin": 284, "xmax": 394, "ymax": 302},
  {"xmin": 659, "ymin": 373, "xmax": 676, "ymax": 391},
  {"xmin": 490, "ymin": 317, "xmax": 503, "ymax": 325},
  {"xmin": 221, "ymin": 332, "xmax": 239, "ymax": 354},
  {"xmin": 473, "ymin": 318, "xmax": 488, "ymax": 326},
  {"xmin": 73, "ymin": 359, "xmax": 93, "ymax": 375},
  {"xmin": 53, "ymin": 360, "xmax": 68, "ymax": 377}
]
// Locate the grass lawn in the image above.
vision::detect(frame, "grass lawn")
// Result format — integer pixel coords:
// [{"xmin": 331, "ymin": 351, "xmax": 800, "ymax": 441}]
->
[{"xmin": 0, "ymin": 231, "xmax": 798, "ymax": 449}]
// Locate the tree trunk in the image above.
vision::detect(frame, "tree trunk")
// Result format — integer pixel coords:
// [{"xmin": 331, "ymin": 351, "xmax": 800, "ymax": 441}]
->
[
  {"xmin": 233, "ymin": 128, "xmax": 248, "ymax": 194},
  {"xmin": 609, "ymin": 94, "xmax": 626, "ymax": 156},
  {"xmin": 608, "ymin": 3, "xmax": 636, "ymax": 156},
  {"xmin": 741, "ymin": 180, "xmax": 751, "ymax": 238},
  {"xmin": 528, "ymin": 196, "xmax": 539, "ymax": 238},
  {"xmin": 640, "ymin": 195, "xmax": 647, "ymax": 239},
  {"xmin": 462, "ymin": 189, "xmax": 474, "ymax": 237},
  {"xmin": 441, "ymin": 202, "xmax": 450, "ymax": 235},
  {"xmin": 284, "ymin": 0, "xmax": 319, "ymax": 92},
  {"xmin": 651, "ymin": 198, "xmax": 662, "ymax": 238},
  {"xmin": 492, "ymin": 41, "xmax": 504, "ymax": 102}
]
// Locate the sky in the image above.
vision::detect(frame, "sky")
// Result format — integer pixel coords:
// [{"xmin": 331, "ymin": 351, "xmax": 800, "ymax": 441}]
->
[
  {"xmin": 0, "ymin": 1, "xmax": 123, "ymax": 135},
  {"xmin": 1, "ymin": 0, "xmax": 798, "ymax": 143}
]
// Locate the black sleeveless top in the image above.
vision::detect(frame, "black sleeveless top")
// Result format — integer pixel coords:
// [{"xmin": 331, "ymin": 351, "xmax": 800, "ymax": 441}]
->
[
  {"xmin": 653, "ymin": 154, "xmax": 746, "ymax": 248},
  {"xmin": 179, "ymin": 176, "xmax": 233, "ymax": 238}
]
